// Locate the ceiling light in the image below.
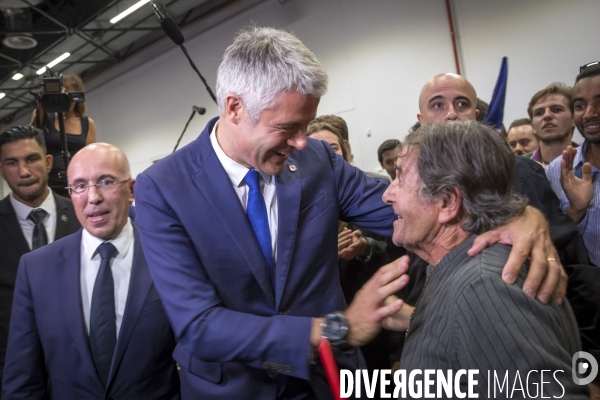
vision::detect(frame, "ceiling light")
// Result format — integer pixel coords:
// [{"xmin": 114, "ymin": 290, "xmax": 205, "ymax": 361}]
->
[
  {"xmin": 47, "ymin": 52, "xmax": 70, "ymax": 68},
  {"xmin": 12, "ymin": 73, "xmax": 23, "ymax": 80},
  {"xmin": 0, "ymin": 93, "xmax": 5, "ymax": 100},
  {"xmin": 110, "ymin": 0, "xmax": 151, "ymax": 24},
  {"xmin": 36, "ymin": 52, "xmax": 71, "ymax": 75}
]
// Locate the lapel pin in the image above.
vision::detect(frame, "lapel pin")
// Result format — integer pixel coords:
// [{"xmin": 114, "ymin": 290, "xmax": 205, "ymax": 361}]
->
[
  {"xmin": 288, "ymin": 164, "xmax": 297, "ymax": 172},
  {"xmin": 61, "ymin": 215, "xmax": 68, "ymax": 222}
]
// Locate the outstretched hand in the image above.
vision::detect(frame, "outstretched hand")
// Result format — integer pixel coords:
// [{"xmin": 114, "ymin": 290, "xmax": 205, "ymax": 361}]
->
[
  {"xmin": 560, "ymin": 146, "xmax": 594, "ymax": 224},
  {"xmin": 345, "ymin": 256, "xmax": 410, "ymax": 347},
  {"xmin": 468, "ymin": 206, "xmax": 567, "ymax": 304}
]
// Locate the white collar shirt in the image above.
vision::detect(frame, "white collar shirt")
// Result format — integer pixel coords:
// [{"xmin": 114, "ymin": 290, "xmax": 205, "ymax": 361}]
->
[
  {"xmin": 80, "ymin": 219, "xmax": 134, "ymax": 337},
  {"xmin": 10, "ymin": 189, "xmax": 57, "ymax": 249},
  {"xmin": 209, "ymin": 120, "xmax": 278, "ymax": 263}
]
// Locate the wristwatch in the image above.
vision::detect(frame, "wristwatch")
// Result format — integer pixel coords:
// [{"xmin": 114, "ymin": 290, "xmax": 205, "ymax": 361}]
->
[{"xmin": 321, "ymin": 312, "xmax": 351, "ymax": 349}]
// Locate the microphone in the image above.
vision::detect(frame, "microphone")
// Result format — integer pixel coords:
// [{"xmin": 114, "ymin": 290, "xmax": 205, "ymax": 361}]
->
[
  {"xmin": 151, "ymin": 2, "xmax": 184, "ymax": 46},
  {"xmin": 193, "ymin": 106, "xmax": 206, "ymax": 115}
]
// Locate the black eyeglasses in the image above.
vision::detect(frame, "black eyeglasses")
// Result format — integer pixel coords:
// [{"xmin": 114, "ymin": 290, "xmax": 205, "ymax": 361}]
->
[
  {"xmin": 65, "ymin": 178, "xmax": 131, "ymax": 196},
  {"xmin": 580, "ymin": 61, "xmax": 599, "ymax": 73}
]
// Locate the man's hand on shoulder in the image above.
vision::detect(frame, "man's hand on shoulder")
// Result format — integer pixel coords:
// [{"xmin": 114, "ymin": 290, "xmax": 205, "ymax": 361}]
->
[{"xmin": 467, "ymin": 206, "xmax": 567, "ymax": 304}]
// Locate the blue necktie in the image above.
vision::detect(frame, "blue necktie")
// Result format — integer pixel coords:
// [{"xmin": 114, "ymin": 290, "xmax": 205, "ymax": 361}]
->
[
  {"xmin": 244, "ymin": 169, "xmax": 274, "ymax": 275},
  {"xmin": 89, "ymin": 242, "xmax": 118, "ymax": 387}
]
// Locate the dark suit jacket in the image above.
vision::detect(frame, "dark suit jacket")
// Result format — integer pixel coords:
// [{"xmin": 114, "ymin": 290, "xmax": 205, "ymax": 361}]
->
[
  {"xmin": 2, "ymin": 228, "xmax": 180, "ymax": 400},
  {"xmin": 134, "ymin": 117, "xmax": 394, "ymax": 399},
  {"xmin": 0, "ymin": 193, "xmax": 79, "ymax": 383}
]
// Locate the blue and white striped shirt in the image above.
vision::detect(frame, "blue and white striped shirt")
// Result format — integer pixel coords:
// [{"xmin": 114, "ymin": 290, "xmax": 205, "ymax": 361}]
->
[{"xmin": 547, "ymin": 140, "xmax": 600, "ymax": 267}]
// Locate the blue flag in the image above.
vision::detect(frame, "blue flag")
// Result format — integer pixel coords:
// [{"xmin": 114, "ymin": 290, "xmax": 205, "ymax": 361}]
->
[{"xmin": 483, "ymin": 57, "xmax": 508, "ymax": 130}]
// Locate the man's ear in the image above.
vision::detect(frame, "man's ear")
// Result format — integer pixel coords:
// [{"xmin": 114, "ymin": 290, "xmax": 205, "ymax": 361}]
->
[
  {"xmin": 417, "ymin": 113, "xmax": 424, "ymax": 123},
  {"xmin": 474, "ymin": 109, "xmax": 480, "ymax": 119},
  {"xmin": 128, "ymin": 178, "xmax": 136, "ymax": 205},
  {"xmin": 224, "ymin": 94, "xmax": 244, "ymax": 124},
  {"xmin": 438, "ymin": 187, "xmax": 462, "ymax": 224},
  {"xmin": 45, "ymin": 154, "xmax": 53, "ymax": 173}
]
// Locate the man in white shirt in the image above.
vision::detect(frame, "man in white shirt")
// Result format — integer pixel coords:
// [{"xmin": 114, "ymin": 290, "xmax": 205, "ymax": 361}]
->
[
  {"xmin": 0, "ymin": 125, "xmax": 79, "ymax": 388},
  {"xmin": 3, "ymin": 143, "xmax": 179, "ymax": 399}
]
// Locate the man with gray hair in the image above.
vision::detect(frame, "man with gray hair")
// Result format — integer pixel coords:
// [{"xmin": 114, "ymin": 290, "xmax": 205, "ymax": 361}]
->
[
  {"xmin": 347, "ymin": 121, "xmax": 587, "ymax": 398},
  {"xmin": 135, "ymin": 26, "xmax": 393, "ymax": 399},
  {"xmin": 135, "ymin": 28, "xmax": 563, "ymax": 399}
]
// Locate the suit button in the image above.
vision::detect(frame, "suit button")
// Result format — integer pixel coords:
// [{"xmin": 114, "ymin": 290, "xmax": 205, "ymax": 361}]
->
[
  {"xmin": 278, "ymin": 310, "xmax": 288, "ymax": 315},
  {"xmin": 268, "ymin": 370, "xmax": 278, "ymax": 378}
]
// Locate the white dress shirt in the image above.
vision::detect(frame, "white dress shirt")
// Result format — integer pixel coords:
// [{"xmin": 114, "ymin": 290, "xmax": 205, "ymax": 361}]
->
[
  {"xmin": 10, "ymin": 189, "xmax": 56, "ymax": 249},
  {"xmin": 80, "ymin": 219, "xmax": 134, "ymax": 337},
  {"xmin": 210, "ymin": 121, "xmax": 278, "ymax": 263}
]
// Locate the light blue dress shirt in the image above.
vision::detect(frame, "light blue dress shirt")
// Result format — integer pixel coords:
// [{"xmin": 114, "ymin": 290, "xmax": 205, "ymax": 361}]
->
[{"xmin": 547, "ymin": 140, "xmax": 600, "ymax": 266}]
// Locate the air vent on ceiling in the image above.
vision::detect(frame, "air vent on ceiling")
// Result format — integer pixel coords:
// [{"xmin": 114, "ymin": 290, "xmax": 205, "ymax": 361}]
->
[{"xmin": 1, "ymin": 8, "xmax": 38, "ymax": 50}]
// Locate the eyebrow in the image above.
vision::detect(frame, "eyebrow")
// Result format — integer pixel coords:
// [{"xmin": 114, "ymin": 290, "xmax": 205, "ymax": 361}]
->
[
  {"xmin": 2, "ymin": 152, "xmax": 41, "ymax": 162},
  {"xmin": 275, "ymin": 122, "xmax": 300, "ymax": 130},
  {"xmin": 427, "ymin": 95, "xmax": 446, "ymax": 105},
  {"xmin": 574, "ymin": 93, "xmax": 600, "ymax": 103},
  {"xmin": 70, "ymin": 174, "xmax": 118, "ymax": 184}
]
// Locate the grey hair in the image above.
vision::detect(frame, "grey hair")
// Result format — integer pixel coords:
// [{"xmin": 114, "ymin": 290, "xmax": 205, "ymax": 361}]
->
[
  {"xmin": 216, "ymin": 26, "xmax": 328, "ymax": 123},
  {"xmin": 401, "ymin": 121, "xmax": 528, "ymax": 234}
]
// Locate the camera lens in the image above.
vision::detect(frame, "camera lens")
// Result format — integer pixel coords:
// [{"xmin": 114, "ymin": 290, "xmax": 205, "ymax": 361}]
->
[{"xmin": 51, "ymin": 96, "xmax": 63, "ymax": 106}]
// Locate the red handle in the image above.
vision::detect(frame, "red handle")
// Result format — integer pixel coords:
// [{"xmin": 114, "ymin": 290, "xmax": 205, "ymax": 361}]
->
[{"xmin": 318, "ymin": 337, "xmax": 342, "ymax": 400}]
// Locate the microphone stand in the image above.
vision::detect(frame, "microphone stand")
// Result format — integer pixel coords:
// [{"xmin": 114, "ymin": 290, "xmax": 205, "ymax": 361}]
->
[
  {"xmin": 173, "ymin": 106, "xmax": 201, "ymax": 153},
  {"xmin": 179, "ymin": 44, "xmax": 217, "ymax": 105}
]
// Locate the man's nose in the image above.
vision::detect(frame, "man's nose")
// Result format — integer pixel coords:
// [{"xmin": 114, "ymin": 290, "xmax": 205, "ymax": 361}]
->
[
  {"xmin": 382, "ymin": 183, "xmax": 395, "ymax": 205},
  {"xmin": 87, "ymin": 185, "xmax": 104, "ymax": 204},
  {"xmin": 445, "ymin": 107, "xmax": 458, "ymax": 121},
  {"xmin": 18, "ymin": 161, "xmax": 31, "ymax": 178},
  {"xmin": 288, "ymin": 133, "xmax": 307, "ymax": 151}
]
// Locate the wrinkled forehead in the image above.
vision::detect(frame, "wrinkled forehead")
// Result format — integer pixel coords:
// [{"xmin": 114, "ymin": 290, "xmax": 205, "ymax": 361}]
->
[{"xmin": 395, "ymin": 146, "xmax": 418, "ymax": 174}]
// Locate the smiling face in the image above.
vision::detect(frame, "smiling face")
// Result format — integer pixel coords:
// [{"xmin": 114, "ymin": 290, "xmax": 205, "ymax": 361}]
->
[
  {"xmin": 531, "ymin": 94, "xmax": 574, "ymax": 143},
  {"xmin": 67, "ymin": 144, "xmax": 133, "ymax": 240},
  {"xmin": 382, "ymin": 149, "xmax": 440, "ymax": 253},
  {"xmin": 0, "ymin": 138, "xmax": 52, "ymax": 207},
  {"xmin": 219, "ymin": 91, "xmax": 320, "ymax": 175},
  {"xmin": 573, "ymin": 74, "xmax": 600, "ymax": 144},
  {"xmin": 417, "ymin": 73, "xmax": 479, "ymax": 124}
]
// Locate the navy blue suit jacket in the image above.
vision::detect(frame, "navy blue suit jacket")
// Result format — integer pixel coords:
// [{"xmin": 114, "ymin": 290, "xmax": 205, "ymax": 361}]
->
[
  {"xmin": 2, "ymin": 228, "xmax": 180, "ymax": 400},
  {"xmin": 134, "ymin": 117, "xmax": 394, "ymax": 399}
]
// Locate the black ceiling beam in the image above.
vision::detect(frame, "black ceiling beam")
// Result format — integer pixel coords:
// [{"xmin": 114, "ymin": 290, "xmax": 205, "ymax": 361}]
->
[
  {"xmin": 24, "ymin": 1, "xmax": 70, "ymax": 31},
  {"xmin": 82, "ymin": 27, "xmax": 160, "ymax": 32},
  {"xmin": 0, "ymin": 30, "xmax": 65, "ymax": 35},
  {"xmin": 76, "ymin": 31, "xmax": 121, "ymax": 60},
  {"xmin": 0, "ymin": 54, "xmax": 22, "ymax": 67}
]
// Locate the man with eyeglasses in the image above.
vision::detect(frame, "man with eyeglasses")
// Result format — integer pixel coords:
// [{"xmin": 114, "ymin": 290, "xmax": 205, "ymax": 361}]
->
[
  {"xmin": 0, "ymin": 125, "xmax": 80, "ymax": 390},
  {"xmin": 2, "ymin": 143, "xmax": 180, "ymax": 399}
]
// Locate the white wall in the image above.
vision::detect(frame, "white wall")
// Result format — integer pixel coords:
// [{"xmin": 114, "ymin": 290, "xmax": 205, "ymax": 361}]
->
[
  {"xmin": 453, "ymin": 0, "xmax": 598, "ymax": 144},
  {"xmin": 4, "ymin": 0, "xmax": 599, "ymax": 179}
]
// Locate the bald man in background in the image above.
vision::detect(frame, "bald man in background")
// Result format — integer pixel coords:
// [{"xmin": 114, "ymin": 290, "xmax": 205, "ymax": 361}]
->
[{"xmin": 397, "ymin": 72, "xmax": 595, "ymax": 365}]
